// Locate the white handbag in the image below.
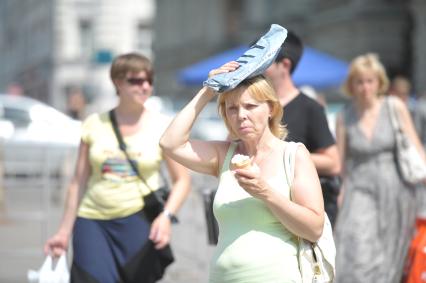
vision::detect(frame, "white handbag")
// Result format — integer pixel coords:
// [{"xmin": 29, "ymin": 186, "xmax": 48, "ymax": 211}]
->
[
  {"xmin": 284, "ymin": 142, "xmax": 336, "ymax": 283},
  {"xmin": 387, "ymin": 97, "xmax": 426, "ymax": 185},
  {"xmin": 27, "ymin": 254, "xmax": 70, "ymax": 283}
]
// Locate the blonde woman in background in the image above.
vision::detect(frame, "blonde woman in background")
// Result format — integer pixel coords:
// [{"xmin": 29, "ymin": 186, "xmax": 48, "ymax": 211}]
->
[{"xmin": 334, "ymin": 53, "xmax": 425, "ymax": 282}]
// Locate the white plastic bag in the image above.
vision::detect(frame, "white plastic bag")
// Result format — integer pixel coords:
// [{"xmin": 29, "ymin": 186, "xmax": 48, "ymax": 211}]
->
[{"xmin": 27, "ymin": 254, "xmax": 70, "ymax": 283}]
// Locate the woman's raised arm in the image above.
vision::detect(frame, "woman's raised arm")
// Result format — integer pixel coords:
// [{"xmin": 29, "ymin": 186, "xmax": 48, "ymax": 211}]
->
[
  {"xmin": 160, "ymin": 87, "xmax": 223, "ymax": 176},
  {"xmin": 160, "ymin": 62, "xmax": 239, "ymax": 176}
]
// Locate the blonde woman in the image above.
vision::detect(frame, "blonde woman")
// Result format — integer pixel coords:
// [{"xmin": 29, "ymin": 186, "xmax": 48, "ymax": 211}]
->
[
  {"xmin": 160, "ymin": 62, "xmax": 324, "ymax": 282},
  {"xmin": 334, "ymin": 53, "xmax": 425, "ymax": 282}
]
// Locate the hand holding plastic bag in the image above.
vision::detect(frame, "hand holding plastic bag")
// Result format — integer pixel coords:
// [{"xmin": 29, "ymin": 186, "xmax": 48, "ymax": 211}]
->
[{"xmin": 27, "ymin": 254, "xmax": 70, "ymax": 283}]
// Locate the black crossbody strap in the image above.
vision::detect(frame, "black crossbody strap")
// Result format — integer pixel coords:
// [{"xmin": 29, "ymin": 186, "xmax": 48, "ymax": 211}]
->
[{"xmin": 108, "ymin": 110, "xmax": 165, "ymax": 205}]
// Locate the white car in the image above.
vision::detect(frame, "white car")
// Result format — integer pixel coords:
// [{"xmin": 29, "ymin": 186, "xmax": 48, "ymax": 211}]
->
[{"xmin": 0, "ymin": 94, "xmax": 81, "ymax": 180}]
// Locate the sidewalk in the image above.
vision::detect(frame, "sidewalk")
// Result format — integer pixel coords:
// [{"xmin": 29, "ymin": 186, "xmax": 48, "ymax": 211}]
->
[
  {"xmin": 0, "ymin": 172, "xmax": 217, "ymax": 283},
  {"xmin": 160, "ymin": 174, "xmax": 216, "ymax": 283}
]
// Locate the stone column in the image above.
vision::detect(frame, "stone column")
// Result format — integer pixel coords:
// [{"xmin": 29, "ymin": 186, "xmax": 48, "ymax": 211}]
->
[{"xmin": 411, "ymin": 0, "xmax": 426, "ymax": 94}]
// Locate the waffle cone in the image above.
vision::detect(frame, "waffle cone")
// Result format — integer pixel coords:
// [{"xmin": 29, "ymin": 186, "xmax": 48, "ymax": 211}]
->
[{"xmin": 231, "ymin": 156, "xmax": 251, "ymax": 170}]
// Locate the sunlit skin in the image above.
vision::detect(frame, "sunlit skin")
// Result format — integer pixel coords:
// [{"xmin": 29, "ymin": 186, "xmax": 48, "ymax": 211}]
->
[
  {"xmin": 115, "ymin": 71, "xmax": 153, "ymax": 106},
  {"xmin": 347, "ymin": 70, "xmax": 384, "ymax": 142},
  {"xmin": 225, "ymin": 88, "xmax": 271, "ymax": 141},
  {"xmin": 159, "ymin": 61, "xmax": 325, "ymax": 242},
  {"xmin": 350, "ymin": 70, "xmax": 381, "ymax": 104}
]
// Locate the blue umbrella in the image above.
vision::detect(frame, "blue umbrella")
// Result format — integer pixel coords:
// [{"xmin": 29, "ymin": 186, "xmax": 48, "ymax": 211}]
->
[
  {"xmin": 177, "ymin": 45, "xmax": 348, "ymax": 90},
  {"xmin": 178, "ymin": 45, "xmax": 246, "ymax": 86},
  {"xmin": 292, "ymin": 47, "xmax": 348, "ymax": 90}
]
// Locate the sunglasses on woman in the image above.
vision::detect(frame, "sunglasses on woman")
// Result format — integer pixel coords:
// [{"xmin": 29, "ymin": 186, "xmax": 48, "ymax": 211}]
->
[{"xmin": 126, "ymin": 77, "xmax": 153, "ymax": 86}]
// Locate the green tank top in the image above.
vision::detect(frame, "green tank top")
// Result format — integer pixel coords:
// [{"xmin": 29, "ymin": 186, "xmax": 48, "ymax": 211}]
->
[{"xmin": 209, "ymin": 142, "xmax": 302, "ymax": 283}]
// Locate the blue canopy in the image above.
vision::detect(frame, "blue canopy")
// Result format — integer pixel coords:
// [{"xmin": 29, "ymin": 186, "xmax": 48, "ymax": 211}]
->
[{"xmin": 177, "ymin": 45, "xmax": 348, "ymax": 90}]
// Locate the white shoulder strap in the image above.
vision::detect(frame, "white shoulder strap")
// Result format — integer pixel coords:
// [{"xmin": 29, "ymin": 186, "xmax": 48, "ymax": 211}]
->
[
  {"xmin": 387, "ymin": 96, "xmax": 401, "ymax": 132},
  {"xmin": 283, "ymin": 142, "xmax": 299, "ymax": 200}
]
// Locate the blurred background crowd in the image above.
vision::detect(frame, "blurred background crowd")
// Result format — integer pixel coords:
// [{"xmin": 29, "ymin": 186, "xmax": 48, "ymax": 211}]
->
[{"xmin": 1, "ymin": 0, "xmax": 426, "ymax": 282}]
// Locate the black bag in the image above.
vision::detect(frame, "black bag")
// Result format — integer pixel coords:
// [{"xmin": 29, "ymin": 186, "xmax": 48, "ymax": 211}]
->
[
  {"xmin": 122, "ymin": 239, "xmax": 174, "ymax": 283},
  {"xmin": 202, "ymin": 188, "xmax": 219, "ymax": 245},
  {"xmin": 121, "ymin": 210, "xmax": 175, "ymax": 283},
  {"xmin": 143, "ymin": 186, "xmax": 170, "ymax": 223}
]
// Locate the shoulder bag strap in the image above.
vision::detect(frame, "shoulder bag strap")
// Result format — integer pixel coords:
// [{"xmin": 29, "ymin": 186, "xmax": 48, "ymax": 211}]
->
[
  {"xmin": 109, "ymin": 110, "xmax": 165, "ymax": 205},
  {"xmin": 284, "ymin": 142, "xmax": 323, "ymax": 253},
  {"xmin": 283, "ymin": 142, "xmax": 299, "ymax": 201},
  {"xmin": 387, "ymin": 97, "xmax": 403, "ymax": 134}
]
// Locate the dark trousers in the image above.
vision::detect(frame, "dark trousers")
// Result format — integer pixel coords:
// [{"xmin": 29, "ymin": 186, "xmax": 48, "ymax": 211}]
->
[
  {"xmin": 320, "ymin": 176, "xmax": 341, "ymax": 227},
  {"xmin": 71, "ymin": 210, "xmax": 174, "ymax": 283}
]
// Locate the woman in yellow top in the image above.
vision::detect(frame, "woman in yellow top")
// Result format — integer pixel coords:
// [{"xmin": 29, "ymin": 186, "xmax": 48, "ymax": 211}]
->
[
  {"xmin": 160, "ymin": 62, "xmax": 324, "ymax": 283},
  {"xmin": 44, "ymin": 53, "xmax": 191, "ymax": 283}
]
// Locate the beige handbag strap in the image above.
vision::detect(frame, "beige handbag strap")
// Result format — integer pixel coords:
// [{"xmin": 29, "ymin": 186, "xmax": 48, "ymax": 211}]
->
[
  {"xmin": 387, "ymin": 97, "xmax": 404, "ymax": 135},
  {"xmin": 284, "ymin": 142, "xmax": 337, "ymax": 280},
  {"xmin": 283, "ymin": 142, "xmax": 300, "ymax": 200}
]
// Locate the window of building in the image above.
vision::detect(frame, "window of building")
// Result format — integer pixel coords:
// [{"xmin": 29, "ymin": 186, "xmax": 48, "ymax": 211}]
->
[
  {"xmin": 224, "ymin": 0, "xmax": 243, "ymax": 44},
  {"xmin": 317, "ymin": 0, "xmax": 351, "ymax": 10},
  {"xmin": 79, "ymin": 19, "xmax": 94, "ymax": 59},
  {"xmin": 136, "ymin": 22, "xmax": 153, "ymax": 58}
]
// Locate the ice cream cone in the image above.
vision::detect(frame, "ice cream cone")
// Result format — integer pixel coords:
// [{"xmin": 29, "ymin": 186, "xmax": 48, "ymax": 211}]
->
[{"xmin": 231, "ymin": 154, "xmax": 251, "ymax": 170}]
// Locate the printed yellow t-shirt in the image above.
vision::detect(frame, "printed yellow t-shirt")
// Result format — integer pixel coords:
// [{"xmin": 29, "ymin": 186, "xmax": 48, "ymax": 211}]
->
[{"xmin": 77, "ymin": 111, "xmax": 169, "ymax": 220}]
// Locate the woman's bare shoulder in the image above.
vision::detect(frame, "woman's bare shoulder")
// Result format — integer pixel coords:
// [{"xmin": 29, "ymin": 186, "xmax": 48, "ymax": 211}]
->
[
  {"xmin": 213, "ymin": 140, "xmax": 235, "ymax": 156},
  {"xmin": 283, "ymin": 140, "xmax": 308, "ymax": 152},
  {"xmin": 284, "ymin": 141, "xmax": 310, "ymax": 162}
]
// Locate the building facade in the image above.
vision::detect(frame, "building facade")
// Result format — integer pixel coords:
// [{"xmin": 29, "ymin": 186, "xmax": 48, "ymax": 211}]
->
[
  {"xmin": 411, "ymin": 0, "xmax": 426, "ymax": 95},
  {"xmin": 0, "ymin": 0, "xmax": 55, "ymax": 101},
  {"xmin": 0, "ymin": 0, "xmax": 155, "ymax": 114},
  {"xmin": 154, "ymin": 0, "xmax": 426, "ymax": 101},
  {"xmin": 1, "ymin": 1, "xmax": 425, "ymax": 109}
]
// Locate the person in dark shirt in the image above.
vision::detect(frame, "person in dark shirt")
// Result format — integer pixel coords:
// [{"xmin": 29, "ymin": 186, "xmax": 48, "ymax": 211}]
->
[
  {"xmin": 283, "ymin": 94, "xmax": 335, "ymax": 150},
  {"xmin": 265, "ymin": 30, "xmax": 341, "ymax": 226}
]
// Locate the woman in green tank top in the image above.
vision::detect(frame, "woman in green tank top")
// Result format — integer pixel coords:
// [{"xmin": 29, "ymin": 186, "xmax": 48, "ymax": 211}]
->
[{"xmin": 160, "ymin": 61, "xmax": 325, "ymax": 282}]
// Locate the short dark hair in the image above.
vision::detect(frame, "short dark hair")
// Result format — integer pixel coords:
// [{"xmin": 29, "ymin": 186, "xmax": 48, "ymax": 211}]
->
[
  {"xmin": 110, "ymin": 53, "xmax": 153, "ymax": 82},
  {"xmin": 275, "ymin": 30, "xmax": 304, "ymax": 74}
]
